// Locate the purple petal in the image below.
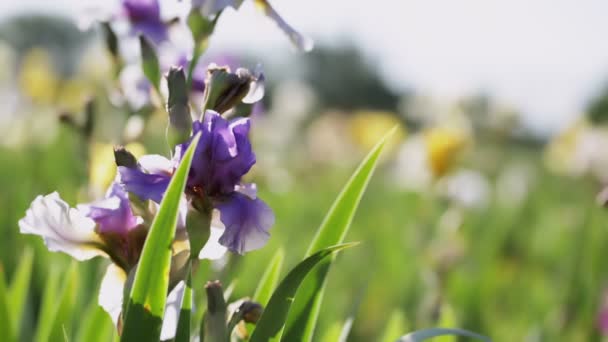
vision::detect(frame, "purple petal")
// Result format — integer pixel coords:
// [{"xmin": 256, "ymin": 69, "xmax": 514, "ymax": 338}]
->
[
  {"xmin": 123, "ymin": 0, "xmax": 161, "ymax": 22},
  {"xmin": 78, "ymin": 183, "xmax": 140, "ymax": 235},
  {"xmin": 177, "ymin": 111, "xmax": 256, "ymax": 197},
  {"xmin": 118, "ymin": 165, "xmax": 171, "ymax": 203},
  {"xmin": 215, "ymin": 193, "xmax": 274, "ymax": 254},
  {"xmin": 131, "ymin": 21, "xmax": 168, "ymax": 45}
]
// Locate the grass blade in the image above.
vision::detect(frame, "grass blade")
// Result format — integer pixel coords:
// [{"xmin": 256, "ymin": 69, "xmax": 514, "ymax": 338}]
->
[
  {"xmin": 250, "ymin": 243, "xmax": 358, "ymax": 342},
  {"xmin": 253, "ymin": 248, "xmax": 285, "ymax": 306},
  {"xmin": 121, "ymin": 133, "xmax": 201, "ymax": 341},
  {"xmin": 0, "ymin": 266, "xmax": 14, "ymax": 342},
  {"xmin": 35, "ymin": 264, "xmax": 60, "ymax": 342},
  {"xmin": 397, "ymin": 328, "xmax": 491, "ymax": 342},
  {"xmin": 76, "ymin": 299, "xmax": 116, "ymax": 342},
  {"xmin": 380, "ymin": 310, "xmax": 408, "ymax": 342},
  {"xmin": 49, "ymin": 262, "xmax": 80, "ymax": 342},
  {"xmin": 282, "ymin": 129, "xmax": 394, "ymax": 341},
  {"xmin": 7, "ymin": 248, "xmax": 34, "ymax": 338},
  {"xmin": 175, "ymin": 264, "xmax": 193, "ymax": 342}
]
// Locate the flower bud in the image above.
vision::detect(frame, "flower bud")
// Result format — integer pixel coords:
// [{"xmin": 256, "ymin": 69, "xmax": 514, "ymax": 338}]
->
[
  {"xmin": 166, "ymin": 67, "xmax": 193, "ymax": 148},
  {"xmin": 113, "ymin": 146, "xmax": 138, "ymax": 168},
  {"xmin": 203, "ymin": 280, "xmax": 228, "ymax": 341},
  {"xmin": 202, "ymin": 64, "xmax": 264, "ymax": 114},
  {"xmin": 139, "ymin": 35, "xmax": 161, "ymax": 90}
]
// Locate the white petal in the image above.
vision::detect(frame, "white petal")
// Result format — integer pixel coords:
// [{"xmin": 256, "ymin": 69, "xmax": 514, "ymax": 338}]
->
[
  {"xmin": 19, "ymin": 192, "xmax": 106, "ymax": 261},
  {"xmin": 99, "ymin": 264, "xmax": 126, "ymax": 326},
  {"xmin": 160, "ymin": 281, "xmax": 186, "ymax": 341},
  {"xmin": 242, "ymin": 65, "xmax": 265, "ymax": 104},
  {"xmin": 235, "ymin": 183, "xmax": 257, "ymax": 200},
  {"xmin": 198, "ymin": 226, "xmax": 228, "ymax": 260},
  {"xmin": 138, "ymin": 154, "xmax": 174, "ymax": 174}
]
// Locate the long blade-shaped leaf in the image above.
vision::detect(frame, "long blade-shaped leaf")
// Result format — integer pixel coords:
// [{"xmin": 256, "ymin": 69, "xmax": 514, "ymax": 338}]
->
[
  {"xmin": 282, "ymin": 129, "xmax": 394, "ymax": 341},
  {"xmin": 121, "ymin": 133, "xmax": 201, "ymax": 341},
  {"xmin": 175, "ymin": 263, "xmax": 193, "ymax": 342},
  {"xmin": 0, "ymin": 266, "xmax": 14, "ymax": 342},
  {"xmin": 8, "ymin": 248, "xmax": 34, "ymax": 338},
  {"xmin": 35, "ymin": 264, "xmax": 61, "ymax": 342},
  {"xmin": 76, "ymin": 299, "xmax": 116, "ymax": 342},
  {"xmin": 397, "ymin": 328, "xmax": 491, "ymax": 342},
  {"xmin": 250, "ymin": 243, "xmax": 358, "ymax": 342},
  {"xmin": 49, "ymin": 261, "xmax": 80, "ymax": 342},
  {"xmin": 253, "ymin": 248, "xmax": 285, "ymax": 306},
  {"xmin": 380, "ymin": 310, "xmax": 408, "ymax": 342}
]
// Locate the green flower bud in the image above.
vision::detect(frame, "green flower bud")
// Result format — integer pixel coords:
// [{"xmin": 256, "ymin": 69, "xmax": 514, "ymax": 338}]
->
[
  {"xmin": 166, "ymin": 67, "xmax": 193, "ymax": 148},
  {"xmin": 202, "ymin": 64, "xmax": 264, "ymax": 114}
]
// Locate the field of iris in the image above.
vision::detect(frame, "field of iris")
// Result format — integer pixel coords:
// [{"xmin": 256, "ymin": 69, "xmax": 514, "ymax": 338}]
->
[
  {"xmin": 2, "ymin": 128, "xmax": 607, "ymax": 341},
  {"xmin": 2, "ymin": 1, "xmax": 608, "ymax": 341}
]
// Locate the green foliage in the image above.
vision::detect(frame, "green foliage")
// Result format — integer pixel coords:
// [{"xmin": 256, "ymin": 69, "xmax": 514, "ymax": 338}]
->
[
  {"xmin": 253, "ymin": 248, "xmax": 285, "ymax": 306},
  {"xmin": 397, "ymin": 328, "xmax": 491, "ymax": 342},
  {"xmin": 380, "ymin": 310, "xmax": 408, "ymax": 342},
  {"xmin": 250, "ymin": 243, "xmax": 359, "ymax": 342},
  {"xmin": 139, "ymin": 36, "xmax": 161, "ymax": 93},
  {"xmin": 121, "ymin": 133, "xmax": 200, "ymax": 341},
  {"xmin": 282, "ymin": 130, "xmax": 391, "ymax": 341}
]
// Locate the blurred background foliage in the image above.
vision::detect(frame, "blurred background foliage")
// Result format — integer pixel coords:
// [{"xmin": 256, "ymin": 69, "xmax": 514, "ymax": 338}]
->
[{"xmin": 2, "ymin": 12, "xmax": 608, "ymax": 342}]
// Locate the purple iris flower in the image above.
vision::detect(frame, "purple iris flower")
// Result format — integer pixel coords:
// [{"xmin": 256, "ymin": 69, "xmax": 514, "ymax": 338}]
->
[
  {"xmin": 78, "ymin": 182, "xmax": 141, "ymax": 235},
  {"xmin": 122, "ymin": 0, "xmax": 168, "ymax": 45},
  {"xmin": 119, "ymin": 111, "xmax": 274, "ymax": 254}
]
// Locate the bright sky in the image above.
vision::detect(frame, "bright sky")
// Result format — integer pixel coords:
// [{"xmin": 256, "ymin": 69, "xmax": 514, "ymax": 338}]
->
[{"xmin": 4, "ymin": 0, "xmax": 608, "ymax": 135}]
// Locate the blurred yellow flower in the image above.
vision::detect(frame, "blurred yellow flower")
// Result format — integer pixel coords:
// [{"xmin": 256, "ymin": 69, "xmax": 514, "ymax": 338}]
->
[
  {"xmin": 90, "ymin": 142, "xmax": 146, "ymax": 194},
  {"xmin": 19, "ymin": 48, "xmax": 59, "ymax": 104},
  {"xmin": 56, "ymin": 78, "xmax": 92, "ymax": 113},
  {"xmin": 349, "ymin": 110, "xmax": 406, "ymax": 154},
  {"xmin": 423, "ymin": 127, "xmax": 468, "ymax": 177},
  {"xmin": 544, "ymin": 118, "xmax": 588, "ymax": 174}
]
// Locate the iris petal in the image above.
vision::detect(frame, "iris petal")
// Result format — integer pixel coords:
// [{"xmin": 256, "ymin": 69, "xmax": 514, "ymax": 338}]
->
[
  {"xmin": 216, "ymin": 192, "xmax": 274, "ymax": 254},
  {"xmin": 19, "ymin": 192, "xmax": 106, "ymax": 261}
]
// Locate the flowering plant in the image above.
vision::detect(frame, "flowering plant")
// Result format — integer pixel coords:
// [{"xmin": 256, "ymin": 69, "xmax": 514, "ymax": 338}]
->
[{"xmin": 16, "ymin": 1, "xmax": 490, "ymax": 341}]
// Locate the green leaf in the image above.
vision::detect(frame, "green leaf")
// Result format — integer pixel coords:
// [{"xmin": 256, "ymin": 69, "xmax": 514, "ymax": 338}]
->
[
  {"xmin": 380, "ymin": 310, "xmax": 408, "ymax": 342},
  {"xmin": 35, "ymin": 264, "xmax": 61, "ymax": 342},
  {"xmin": 49, "ymin": 262, "xmax": 80, "ymax": 342},
  {"xmin": 0, "ymin": 266, "xmax": 14, "ymax": 342},
  {"xmin": 7, "ymin": 248, "xmax": 33, "ymax": 340},
  {"xmin": 397, "ymin": 328, "xmax": 491, "ymax": 342},
  {"xmin": 249, "ymin": 243, "xmax": 358, "ymax": 342},
  {"xmin": 76, "ymin": 299, "xmax": 116, "ymax": 342},
  {"xmin": 253, "ymin": 248, "xmax": 285, "ymax": 306},
  {"xmin": 121, "ymin": 133, "xmax": 201, "ymax": 342},
  {"xmin": 282, "ymin": 129, "xmax": 394, "ymax": 341},
  {"xmin": 175, "ymin": 263, "xmax": 193, "ymax": 342},
  {"xmin": 139, "ymin": 36, "xmax": 161, "ymax": 93}
]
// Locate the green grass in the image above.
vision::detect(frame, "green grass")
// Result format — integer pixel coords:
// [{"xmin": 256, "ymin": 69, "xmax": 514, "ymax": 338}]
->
[{"xmin": 1, "ymin": 130, "xmax": 608, "ymax": 341}]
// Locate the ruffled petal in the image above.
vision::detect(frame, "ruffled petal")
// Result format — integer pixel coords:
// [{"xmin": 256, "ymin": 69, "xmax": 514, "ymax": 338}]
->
[
  {"xmin": 235, "ymin": 183, "xmax": 257, "ymax": 199},
  {"xmin": 78, "ymin": 183, "xmax": 142, "ymax": 235},
  {"xmin": 216, "ymin": 193, "xmax": 274, "ymax": 254},
  {"xmin": 160, "ymin": 281, "xmax": 186, "ymax": 340},
  {"xmin": 118, "ymin": 165, "xmax": 171, "ymax": 203},
  {"xmin": 19, "ymin": 192, "xmax": 106, "ymax": 261},
  {"xmin": 242, "ymin": 65, "xmax": 265, "ymax": 104},
  {"xmin": 138, "ymin": 154, "xmax": 175, "ymax": 174},
  {"xmin": 181, "ymin": 112, "xmax": 256, "ymax": 196},
  {"xmin": 99, "ymin": 264, "xmax": 127, "ymax": 326}
]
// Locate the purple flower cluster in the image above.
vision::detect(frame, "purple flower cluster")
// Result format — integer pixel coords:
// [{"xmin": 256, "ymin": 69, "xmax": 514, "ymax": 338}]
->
[{"xmin": 119, "ymin": 110, "xmax": 274, "ymax": 254}]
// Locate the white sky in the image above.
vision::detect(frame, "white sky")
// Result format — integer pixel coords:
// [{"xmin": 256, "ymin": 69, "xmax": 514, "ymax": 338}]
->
[{"xmin": 4, "ymin": 0, "xmax": 608, "ymax": 135}]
